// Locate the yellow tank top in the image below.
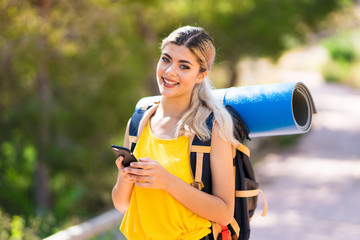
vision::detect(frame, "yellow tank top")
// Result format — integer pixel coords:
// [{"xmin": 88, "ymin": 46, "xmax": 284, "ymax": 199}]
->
[{"xmin": 120, "ymin": 123, "xmax": 211, "ymax": 240}]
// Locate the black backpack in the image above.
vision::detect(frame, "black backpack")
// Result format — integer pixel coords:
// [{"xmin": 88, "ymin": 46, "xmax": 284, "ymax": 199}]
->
[{"xmin": 127, "ymin": 103, "xmax": 267, "ymax": 240}]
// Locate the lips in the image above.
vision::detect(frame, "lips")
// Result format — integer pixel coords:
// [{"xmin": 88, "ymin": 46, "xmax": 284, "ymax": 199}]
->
[{"xmin": 162, "ymin": 77, "xmax": 179, "ymax": 87}]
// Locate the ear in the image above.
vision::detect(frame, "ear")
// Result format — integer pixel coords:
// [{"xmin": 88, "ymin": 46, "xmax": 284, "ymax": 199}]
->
[{"xmin": 196, "ymin": 71, "xmax": 208, "ymax": 84}]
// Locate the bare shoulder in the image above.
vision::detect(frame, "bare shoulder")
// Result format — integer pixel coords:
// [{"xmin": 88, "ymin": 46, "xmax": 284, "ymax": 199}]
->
[{"xmin": 211, "ymin": 122, "xmax": 232, "ymax": 150}]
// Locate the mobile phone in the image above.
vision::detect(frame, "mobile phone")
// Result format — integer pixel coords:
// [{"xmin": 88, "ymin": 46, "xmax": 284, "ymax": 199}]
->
[{"xmin": 111, "ymin": 145, "xmax": 138, "ymax": 167}]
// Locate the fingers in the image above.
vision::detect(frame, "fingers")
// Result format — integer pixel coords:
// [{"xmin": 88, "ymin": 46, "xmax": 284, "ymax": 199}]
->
[
  {"xmin": 122, "ymin": 163, "xmax": 154, "ymax": 184},
  {"xmin": 115, "ymin": 156, "xmax": 124, "ymax": 169},
  {"xmin": 115, "ymin": 156, "xmax": 136, "ymax": 184},
  {"xmin": 119, "ymin": 167, "xmax": 139, "ymax": 184},
  {"xmin": 115, "ymin": 156, "xmax": 148, "ymax": 184},
  {"xmin": 138, "ymin": 157, "xmax": 154, "ymax": 162},
  {"xmin": 117, "ymin": 157, "xmax": 169, "ymax": 189},
  {"xmin": 130, "ymin": 157, "xmax": 157, "ymax": 169},
  {"xmin": 128, "ymin": 164, "xmax": 157, "ymax": 173},
  {"xmin": 116, "ymin": 156, "xmax": 154, "ymax": 170},
  {"xmin": 123, "ymin": 165, "xmax": 150, "ymax": 176},
  {"xmin": 122, "ymin": 169, "xmax": 152, "ymax": 186},
  {"xmin": 127, "ymin": 173, "xmax": 151, "ymax": 183}
]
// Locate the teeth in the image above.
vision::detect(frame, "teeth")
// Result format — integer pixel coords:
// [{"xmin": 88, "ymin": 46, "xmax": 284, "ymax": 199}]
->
[{"xmin": 164, "ymin": 78, "xmax": 178, "ymax": 85}]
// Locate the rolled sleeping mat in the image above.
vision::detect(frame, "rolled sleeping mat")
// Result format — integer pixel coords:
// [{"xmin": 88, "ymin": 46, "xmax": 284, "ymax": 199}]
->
[{"xmin": 135, "ymin": 82, "xmax": 316, "ymax": 138}]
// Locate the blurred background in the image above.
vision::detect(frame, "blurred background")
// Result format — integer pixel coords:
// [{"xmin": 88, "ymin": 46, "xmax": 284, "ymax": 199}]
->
[{"xmin": 1, "ymin": 0, "xmax": 360, "ymax": 239}]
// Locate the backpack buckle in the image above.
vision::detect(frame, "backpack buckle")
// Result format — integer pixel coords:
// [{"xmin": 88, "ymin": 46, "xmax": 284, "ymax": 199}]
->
[
  {"xmin": 190, "ymin": 181, "xmax": 203, "ymax": 190},
  {"xmin": 220, "ymin": 225, "xmax": 230, "ymax": 240}
]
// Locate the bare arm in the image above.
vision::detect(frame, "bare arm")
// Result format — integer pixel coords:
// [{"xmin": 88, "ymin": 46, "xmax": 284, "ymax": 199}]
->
[
  {"xmin": 111, "ymin": 119, "xmax": 135, "ymax": 213},
  {"xmin": 126, "ymin": 123, "xmax": 235, "ymax": 225}
]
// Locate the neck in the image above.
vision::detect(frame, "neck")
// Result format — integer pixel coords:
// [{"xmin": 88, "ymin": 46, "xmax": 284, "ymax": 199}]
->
[{"xmin": 158, "ymin": 96, "xmax": 191, "ymax": 118}]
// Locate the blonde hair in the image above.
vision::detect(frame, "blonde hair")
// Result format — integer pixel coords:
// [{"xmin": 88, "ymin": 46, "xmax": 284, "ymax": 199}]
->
[{"xmin": 161, "ymin": 26, "xmax": 239, "ymax": 145}]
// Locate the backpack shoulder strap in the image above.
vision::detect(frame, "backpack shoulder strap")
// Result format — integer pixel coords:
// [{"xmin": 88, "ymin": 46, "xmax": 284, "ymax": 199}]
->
[
  {"xmin": 189, "ymin": 113, "xmax": 214, "ymax": 193},
  {"xmin": 129, "ymin": 103, "xmax": 159, "ymax": 151}
]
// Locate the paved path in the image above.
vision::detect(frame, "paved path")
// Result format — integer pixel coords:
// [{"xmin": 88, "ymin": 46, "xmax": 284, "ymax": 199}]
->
[{"xmin": 250, "ymin": 79, "xmax": 360, "ymax": 240}]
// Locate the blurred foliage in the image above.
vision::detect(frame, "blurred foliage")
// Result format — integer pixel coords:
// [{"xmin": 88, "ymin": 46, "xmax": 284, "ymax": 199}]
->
[
  {"xmin": 273, "ymin": 134, "xmax": 302, "ymax": 147},
  {"xmin": 0, "ymin": 208, "xmax": 40, "ymax": 240},
  {"xmin": 0, "ymin": 0, "xmax": 356, "ymax": 238},
  {"xmin": 322, "ymin": 29, "xmax": 360, "ymax": 88}
]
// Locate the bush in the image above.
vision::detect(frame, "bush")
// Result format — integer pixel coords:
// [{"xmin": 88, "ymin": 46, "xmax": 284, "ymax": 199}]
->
[
  {"xmin": 0, "ymin": 208, "xmax": 40, "ymax": 240},
  {"xmin": 322, "ymin": 30, "xmax": 360, "ymax": 88}
]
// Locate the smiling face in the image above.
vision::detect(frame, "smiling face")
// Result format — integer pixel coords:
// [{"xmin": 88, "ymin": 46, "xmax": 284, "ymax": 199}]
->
[{"xmin": 156, "ymin": 44, "xmax": 207, "ymax": 100}]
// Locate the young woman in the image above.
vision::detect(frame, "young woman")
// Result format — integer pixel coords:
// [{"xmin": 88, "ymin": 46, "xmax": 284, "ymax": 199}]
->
[{"xmin": 112, "ymin": 26, "xmax": 239, "ymax": 240}]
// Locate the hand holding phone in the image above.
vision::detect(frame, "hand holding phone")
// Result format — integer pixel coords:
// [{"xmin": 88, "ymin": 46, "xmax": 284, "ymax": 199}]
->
[{"xmin": 111, "ymin": 145, "xmax": 138, "ymax": 167}]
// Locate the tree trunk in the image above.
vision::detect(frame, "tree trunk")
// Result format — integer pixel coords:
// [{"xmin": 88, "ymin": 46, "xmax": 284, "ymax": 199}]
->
[
  {"xmin": 34, "ymin": 0, "xmax": 52, "ymax": 215},
  {"xmin": 35, "ymin": 162, "xmax": 51, "ymax": 214},
  {"xmin": 134, "ymin": 6, "xmax": 159, "ymax": 95}
]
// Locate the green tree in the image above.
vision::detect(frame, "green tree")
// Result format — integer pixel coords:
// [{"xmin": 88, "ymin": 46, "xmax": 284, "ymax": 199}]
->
[
  {"xmin": 0, "ymin": 0, "xmax": 156, "ymax": 235},
  {"xmin": 154, "ymin": 0, "xmax": 355, "ymax": 86}
]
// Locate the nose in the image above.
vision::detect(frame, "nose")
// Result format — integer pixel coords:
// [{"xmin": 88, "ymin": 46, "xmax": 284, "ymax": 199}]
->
[{"xmin": 165, "ymin": 63, "xmax": 176, "ymax": 76}]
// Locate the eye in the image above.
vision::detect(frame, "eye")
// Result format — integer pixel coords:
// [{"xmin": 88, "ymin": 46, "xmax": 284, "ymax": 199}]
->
[
  {"xmin": 180, "ymin": 65, "xmax": 190, "ymax": 70},
  {"xmin": 161, "ymin": 57, "xmax": 170, "ymax": 63}
]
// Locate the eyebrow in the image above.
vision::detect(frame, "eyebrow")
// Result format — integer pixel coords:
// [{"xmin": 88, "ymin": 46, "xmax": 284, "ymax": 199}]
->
[{"xmin": 163, "ymin": 53, "xmax": 193, "ymax": 66}]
